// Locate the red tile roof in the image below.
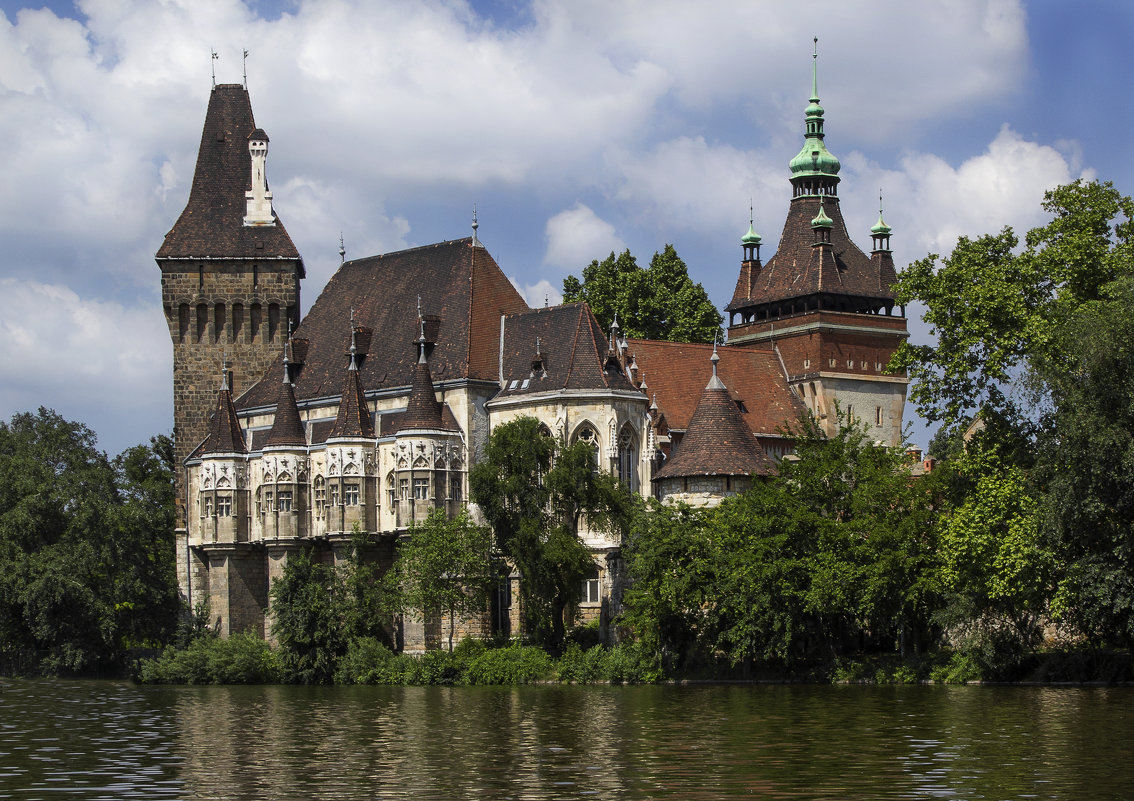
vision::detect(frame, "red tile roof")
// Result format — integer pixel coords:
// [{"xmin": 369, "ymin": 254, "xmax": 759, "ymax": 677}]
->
[
  {"xmin": 629, "ymin": 339, "xmax": 806, "ymax": 436},
  {"xmin": 156, "ymin": 85, "xmax": 302, "ymax": 266},
  {"xmin": 238, "ymin": 239, "xmax": 529, "ymax": 410},
  {"xmin": 653, "ymin": 367, "xmax": 775, "ymax": 480}
]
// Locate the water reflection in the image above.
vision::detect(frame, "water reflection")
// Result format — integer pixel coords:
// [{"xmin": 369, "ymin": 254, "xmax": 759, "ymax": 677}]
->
[{"xmin": 0, "ymin": 681, "xmax": 1131, "ymax": 800}]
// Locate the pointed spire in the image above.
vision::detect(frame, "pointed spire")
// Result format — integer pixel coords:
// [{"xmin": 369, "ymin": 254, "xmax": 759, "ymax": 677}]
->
[
  {"xmin": 471, "ymin": 204, "xmax": 481, "ymax": 247},
  {"xmin": 871, "ymin": 188, "xmax": 893, "ymax": 236},
  {"xmin": 266, "ymin": 338, "xmax": 306, "ymax": 448},
  {"xmin": 810, "ymin": 36, "xmax": 820, "ymax": 105},
  {"xmin": 397, "ymin": 322, "xmax": 449, "ymax": 433},
  {"xmin": 339, "ymin": 232, "xmax": 346, "ymax": 264},
  {"xmin": 789, "ymin": 36, "xmax": 841, "ymax": 193},
  {"xmin": 707, "ymin": 338, "xmax": 725, "ymax": 390},
  {"xmin": 348, "ymin": 310, "xmax": 358, "ymax": 371},
  {"xmin": 203, "ymin": 358, "xmax": 246, "ymax": 455}
]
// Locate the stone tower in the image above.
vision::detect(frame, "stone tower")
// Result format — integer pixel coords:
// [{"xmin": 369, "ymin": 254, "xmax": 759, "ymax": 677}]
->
[
  {"xmin": 157, "ymin": 84, "xmax": 304, "ymax": 604},
  {"xmin": 725, "ymin": 44, "xmax": 907, "ymax": 445}
]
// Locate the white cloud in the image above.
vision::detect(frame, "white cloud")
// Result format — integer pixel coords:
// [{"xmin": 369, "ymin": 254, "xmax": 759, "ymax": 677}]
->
[
  {"xmin": 0, "ymin": 278, "xmax": 171, "ymax": 454},
  {"xmin": 509, "ymin": 278, "xmax": 563, "ymax": 309},
  {"xmin": 543, "ymin": 203, "xmax": 626, "ymax": 270}
]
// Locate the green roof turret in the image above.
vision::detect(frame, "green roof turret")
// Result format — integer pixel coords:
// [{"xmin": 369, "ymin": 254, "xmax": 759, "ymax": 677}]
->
[
  {"xmin": 811, "ymin": 197, "xmax": 833, "ymax": 229},
  {"xmin": 870, "ymin": 189, "xmax": 892, "ymax": 235},
  {"xmin": 789, "ymin": 38, "xmax": 841, "ymax": 187}
]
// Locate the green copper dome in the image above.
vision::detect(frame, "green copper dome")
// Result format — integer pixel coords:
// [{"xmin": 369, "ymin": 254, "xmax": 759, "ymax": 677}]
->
[
  {"xmin": 871, "ymin": 211, "xmax": 892, "ymax": 236},
  {"xmin": 742, "ymin": 221, "xmax": 762, "ymax": 245},
  {"xmin": 811, "ymin": 199, "xmax": 833, "ymax": 229},
  {"xmin": 790, "ymin": 38, "xmax": 841, "ymax": 181}
]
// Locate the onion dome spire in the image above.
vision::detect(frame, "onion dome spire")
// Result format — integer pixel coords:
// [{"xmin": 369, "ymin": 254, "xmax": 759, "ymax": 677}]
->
[
  {"xmin": 742, "ymin": 201, "xmax": 762, "ymax": 262},
  {"xmin": 871, "ymin": 188, "xmax": 893, "ymax": 252},
  {"xmin": 811, "ymin": 196, "xmax": 833, "ymax": 229},
  {"xmin": 789, "ymin": 37, "xmax": 841, "ymax": 194}
]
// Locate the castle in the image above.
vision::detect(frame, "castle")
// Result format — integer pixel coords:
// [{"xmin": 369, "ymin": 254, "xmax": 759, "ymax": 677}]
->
[{"xmin": 158, "ymin": 54, "xmax": 907, "ymax": 647}]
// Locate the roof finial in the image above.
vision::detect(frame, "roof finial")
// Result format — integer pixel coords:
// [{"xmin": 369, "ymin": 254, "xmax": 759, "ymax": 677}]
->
[
  {"xmin": 242, "ymin": 48, "xmax": 249, "ymax": 90},
  {"xmin": 417, "ymin": 316, "xmax": 427, "ymax": 365},
  {"xmin": 221, "ymin": 351, "xmax": 229, "ymax": 390},
  {"xmin": 339, "ymin": 232, "xmax": 345, "ymax": 264},
  {"xmin": 282, "ymin": 339, "xmax": 292, "ymax": 384},
  {"xmin": 417, "ymin": 295, "xmax": 422, "ymax": 319},
  {"xmin": 348, "ymin": 307, "xmax": 358, "ymax": 371},
  {"xmin": 535, "ymin": 336, "xmax": 542, "ymax": 356},
  {"xmin": 544, "ymin": 293, "xmax": 549, "ymax": 308},
  {"xmin": 211, "ymin": 49, "xmax": 218, "ymax": 89},
  {"xmin": 471, "ymin": 204, "xmax": 480, "ymax": 246},
  {"xmin": 811, "ymin": 36, "xmax": 819, "ymax": 103}
]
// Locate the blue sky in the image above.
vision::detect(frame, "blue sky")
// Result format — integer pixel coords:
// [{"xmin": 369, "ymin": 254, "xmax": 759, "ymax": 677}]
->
[{"xmin": 0, "ymin": 0, "xmax": 1126, "ymax": 455}]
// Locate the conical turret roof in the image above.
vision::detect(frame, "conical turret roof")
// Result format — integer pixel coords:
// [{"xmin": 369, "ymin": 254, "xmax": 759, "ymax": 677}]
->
[
  {"xmin": 394, "ymin": 333, "xmax": 455, "ymax": 433},
  {"xmin": 202, "ymin": 376, "xmax": 247, "ymax": 455},
  {"xmin": 265, "ymin": 357, "xmax": 306, "ymax": 448},
  {"xmin": 327, "ymin": 353, "xmax": 374, "ymax": 439}
]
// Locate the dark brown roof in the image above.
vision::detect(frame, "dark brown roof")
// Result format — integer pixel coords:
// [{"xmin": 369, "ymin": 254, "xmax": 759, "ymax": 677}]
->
[
  {"xmin": 327, "ymin": 365, "xmax": 374, "ymax": 439},
  {"xmin": 264, "ymin": 376, "xmax": 306, "ymax": 447},
  {"xmin": 726, "ymin": 195, "xmax": 895, "ymax": 312},
  {"xmin": 202, "ymin": 384, "xmax": 247, "ymax": 455},
  {"xmin": 496, "ymin": 303, "xmax": 639, "ymax": 397},
  {"xmin": 629, "ymin": 339, "xmax": 805, "ymax": 436},
  {"xmin": 394, "ymin": 347, "xmax": 457, "ymax": 432},
  {"xmin": 238, "ymin": 239, "xmax": 529, "ymax": 410},
  {"xmin": 382, "ymin": 405, "xmax": 460, "ymax": 436},
  {"xmin": 653, "ymin": 366, "xmax": 775, "ymax": 480},
  {"xmin": 156, "ymin": 85, "xmax": 302, "ymax": 266}
]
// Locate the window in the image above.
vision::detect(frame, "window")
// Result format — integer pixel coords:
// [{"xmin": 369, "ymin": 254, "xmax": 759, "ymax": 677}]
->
[
  {"xmin": 580, "ymin": 571, "xmax": 600, "ymax": 604},
  {"xmin": 314, "ymin": 481, "xmax": 326, "ymax": 518},
  {"xmin": 413, "ymin": 477, "xmax": 429, "ymax": 500},
  {"xmin": 203, "ymin": 496, "xmax": 213, "ymax": 517},
  {"xmin": 449, "ymin": 473, "xmax": 463, "ymax": 503},
  {"xmin": 387, "ymin": 474, "xmax": 396, "ymax": 508},
  {"xmin": 617, "ymin": 425, "xmax": 636, "ymax": 490},
  {"xmin": 216, "ymin": 495, "xmax": 232, "ymax": 517},
  {"xmin": 343, "ymin": 483, "xmax": 359, "ymax": 506},
  {"xmin": 573, "ymin": 424, "xmax": 599, "ymax": 473},
  {"xmin": 399, "ymin": 478, "xmax": 409, "ymax": 500},
  {"xmin": 329, "ymin": 485, "xmax": 339, "ymax": 506},
  {"xmin": 277, "ymin": 490, "xmax": 293, "ymax": 512},
  {"xmin": 263, "ymin": 491, "xmax": 273, "ymax": 513},
  {"xmin": 876, "ymin": 406, "xmax": 884, "ymax": 426}
]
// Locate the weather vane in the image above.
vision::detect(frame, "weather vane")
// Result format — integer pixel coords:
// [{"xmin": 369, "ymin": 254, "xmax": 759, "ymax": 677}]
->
[
  {"xmin": 243, "ymin": 49, "xmax": 249, "ymax": 90},
  {"xmin": 211, "ymin": 49, "xmax": 218, "ymax": 89}
]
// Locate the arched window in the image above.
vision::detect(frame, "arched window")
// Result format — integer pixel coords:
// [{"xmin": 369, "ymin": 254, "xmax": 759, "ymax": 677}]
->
[
  {"xmin": 313, "ymin": 476, "xmax": 326, "ymax": 519},
  {"xmin": 572, "ymin": 423, "xmax": 599, "ymax": 472},
  {"xmin": 617, "ymin": 423, "xmax": 637, "ymax": 490},
  {"xmin": 386, "ymin": 473, "xmax": 396, "ymax": 509}
]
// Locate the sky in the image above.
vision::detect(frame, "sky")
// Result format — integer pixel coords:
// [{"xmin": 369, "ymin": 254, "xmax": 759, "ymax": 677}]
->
[{"xmin": 0, "ymin": 0, "xmax": 1126, "ymax": 457}]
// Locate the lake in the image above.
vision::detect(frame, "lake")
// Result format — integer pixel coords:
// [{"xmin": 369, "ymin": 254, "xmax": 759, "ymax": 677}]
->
[{"xmin": 0, "ymin": 679, "xmax": 1130, "ymax": 799}]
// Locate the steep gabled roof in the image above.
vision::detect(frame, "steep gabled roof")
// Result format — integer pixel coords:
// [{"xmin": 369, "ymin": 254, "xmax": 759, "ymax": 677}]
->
[
  {"xmin": 726, "ymin": 195, "xmax": 895, "ymax": 312},
  {"xmin": 629, "ymin": 339, "xmax": 805, "ymax": 436},
  {"xmin": 202, "ymin": 383, "xmax": 247, "ymax": 455},
  {"xmin": 653, "ymin": 364, "xmax": 775, "ymax": 481},
  {"xmin": 156, "ymin": 85, "xmax": 301, "ymax": 265},
  {"xmin": 238, "ymin": 239, "xmax": 529, "ymax": 410},
  {"xmin": 496, "ymin": 303, "xmax": 639, "ymax": 397}
]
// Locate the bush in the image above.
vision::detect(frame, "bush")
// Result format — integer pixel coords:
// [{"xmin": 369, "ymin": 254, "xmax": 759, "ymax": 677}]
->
[
  {"xmin": 556, "ymin": 642, "xmax": 662, "ymax": 684},
  {"xmin": 466, "ymin": 642, "xmax": 553, "ymax": 684},
  {"xmin": 929, "ymin": 651, "xmax": 982, "ymax": 684},
  {"xmin": 136, "ymin": 633, "xmax": 280, "ymax": 684}
]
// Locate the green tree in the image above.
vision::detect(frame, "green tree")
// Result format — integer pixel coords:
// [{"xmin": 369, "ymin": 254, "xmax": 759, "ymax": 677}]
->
[
  {"xmin": 384, "ymin": 509, "xmax": 496, "ymax": 652},
  {"xmin": 0, "ymin": 409, "xmax": 178, "ymax": 675},
  {"xmin": 470, "ymin": 416, "xmax": 633, "ymax": 647},
  {"xmin": 269, "ymin": 550, "xmax": 347, "ymax": 684},
  {"xmin": 562, "ymin": 245, "xmax": 723, "ymax": 343}
]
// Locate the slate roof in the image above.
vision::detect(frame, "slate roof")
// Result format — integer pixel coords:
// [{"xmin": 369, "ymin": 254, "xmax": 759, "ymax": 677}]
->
[
  {"xmin": 726, "ymin": 194, "xmax": 895, "ymax": 312},
  {"xmin": 496, "ymin": 303, "xmax": 639, "ymax": 397},
  {"xmin": 393, "ymin": 346, "xmax": 458, "ymax": 433},
  {"xmin": 653, "ymin": 365, "xmax": 776, "ymax": 480},
  {"xmin": 237, "ymin": 239, "xmax": 529, "ymax": 410},
  {"xmin": 264, "ymin": 374, "xmax": 306, "ymax": 447},
  {"xmin": 201, "ymin": 383, "xmax": 247, "ymax": 455},
  {"xmin": 156, "ymin": 84, "xmax": 302, "ymax": 266},
  {"xmin": 327, "ymin": 364, "xmax": 374, "ymax": 439},
  {"xmin": 628, "ymin": 340, "xmax": 806, "ymax": 436}
]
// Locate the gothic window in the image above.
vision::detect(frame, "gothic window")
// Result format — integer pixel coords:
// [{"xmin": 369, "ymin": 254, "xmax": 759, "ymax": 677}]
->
[
  {"xmin": 876, "ymin": 406, "xmax": 884, "ymax": 426},
  {"xmin": 399, "ymin": 478, "xmax": 409, "ymax": 500},
  {"xmin": 329, "ymin": 485, "xmax": 339, "ymax": 506},
  {"xmin": 231, "ymin": 303, "xmax": 243, "ymax": 343},
  {"xmin": 203, "ymin": 496, "xmax": 213, "ymax": 517},
  {"xmin": 449, "ymin": 473, "xmax": 463, "ymax": 503},
  {"xmin": 413, "ymin": 477, "xmax": 429, "ymax": 500},
  {"xmin": 343, "ymin": 483, "xmax": 359, "ymax": 506},
  {"xmin": 263, "ymin": 491, "xmax": 274, "ymax": 514},
  {"xmin": 387, "ymin": 473, "xmax": 396, "ymax": 508},
  {"xmin": 572, "ymin": 423, "xmax": 599, "ymax": 472},
  {"xmin": 277, "ymin": 490, "xmax": 293, "ymax": 512},
  {"xmin": 216, "ymin": 495, "xmax": 232, "ymax": 517},
  {"xmin": 617, "ymin": 424, "xmax": 637, "ymax": 490},
  {"xmin": 314, "ymin": 477, "xmax": 326, "ymax": 519}
]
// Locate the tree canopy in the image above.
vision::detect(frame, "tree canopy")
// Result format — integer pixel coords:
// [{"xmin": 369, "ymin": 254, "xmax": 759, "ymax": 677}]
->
[
  {"xmin": 0, "ymin": 409, "xmax": 179, "ymax": 674},
  {"xmin": 470, "ymin": 416, "xmax": 634, "ymax": 647},
  {"xmin": 562, "ymin": 245, "xmax": 723, "ymax": 343}
]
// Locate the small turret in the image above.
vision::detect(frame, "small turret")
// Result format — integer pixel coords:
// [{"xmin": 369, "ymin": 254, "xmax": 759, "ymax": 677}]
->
[
  {"xmin": 243, "ymin": 128, "xmax": 275, "ymax": 226},
  {"xmin": 870, "ymin": 190, "xmax": 893, "ymax": 253}
]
